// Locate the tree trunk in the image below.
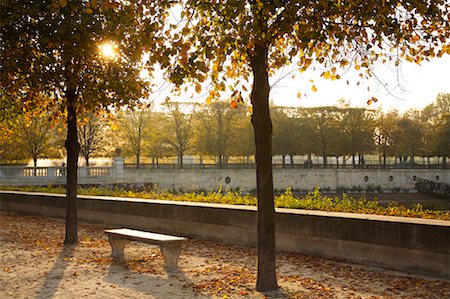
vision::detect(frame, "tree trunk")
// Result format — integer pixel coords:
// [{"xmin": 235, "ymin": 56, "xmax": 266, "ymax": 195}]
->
[
  {"xmin": 179, "ymin": 153, "xmax": 183, "ymax": 169},
  {"xmin": 289, "ymin": 154, "xmax": 294, "ymax": 167},
  {"xmin": 136, "ymin": 151, "xmax": 140, "ymax": 169},
  {"xmin": 64, "ymin": 89, "xmax": 80, "ymax": 245},
  {"xmin": 33, "ymin": 157, "xmax": 38, "ymax": 175},
  {"xmin": 84, "ymin": 155, "xmax": 90, "ymax": 167},
  {"xmin": 250, "ymin": 43, "xmax": 278, "ymax": 292}
]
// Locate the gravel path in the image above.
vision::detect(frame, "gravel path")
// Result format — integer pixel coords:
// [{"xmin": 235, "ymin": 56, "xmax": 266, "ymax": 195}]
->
[{"xmin": 1, "ymin": 212, "xmax": 449, "ymax": 298}]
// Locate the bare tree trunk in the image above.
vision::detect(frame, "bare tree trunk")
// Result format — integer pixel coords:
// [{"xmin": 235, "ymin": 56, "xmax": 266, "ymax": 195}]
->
[
  {"xmin": 135, "ymin": 146, "xmax": 141, "ymax": 169},
  {"xmin": 33, "ymin": 157, "xmax": 38, "ymax": 175},
  {"xmin": 64, "ymin": 89, "xmax": 80, "ymax": 245},
  {"xmin": 250, "ymin": 43, "xmax": 278, "ymax": 292},
  {"xmin": 179, "ymin": 153, "xmax": 183, "ymax": 169}
]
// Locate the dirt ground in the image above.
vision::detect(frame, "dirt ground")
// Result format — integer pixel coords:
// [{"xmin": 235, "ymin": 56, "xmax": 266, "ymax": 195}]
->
[{"xmin": 1, "ymin": 212, "xmax": 449, "ymax": 299}]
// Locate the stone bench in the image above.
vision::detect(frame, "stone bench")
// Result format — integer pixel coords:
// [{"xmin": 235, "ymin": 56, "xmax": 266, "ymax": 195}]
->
[{"xmin": 105, "ymin": 228, "xmax": 187, "ymax": 271}]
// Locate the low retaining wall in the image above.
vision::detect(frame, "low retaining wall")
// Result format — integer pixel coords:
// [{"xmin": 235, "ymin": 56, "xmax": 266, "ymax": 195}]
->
[
  {"xmin": 1, "ymin": 191, "xmax": 449, "ymax": 280},
  {"xmin": 122, "ymin": 168, "xmax": 449, "ymax": 192}
]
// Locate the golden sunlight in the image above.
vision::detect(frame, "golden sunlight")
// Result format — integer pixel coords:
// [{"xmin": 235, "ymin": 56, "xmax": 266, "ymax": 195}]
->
[{"xmin": 99, "ymin": 42, "xmax": 117, "ymax": 59}]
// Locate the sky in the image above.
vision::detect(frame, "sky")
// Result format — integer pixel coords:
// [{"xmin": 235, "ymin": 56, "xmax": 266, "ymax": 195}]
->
[
  {"xmin": 269, "ymin": 55, "xmax": 450, "ymax": 113},
  {"xmin": 146, "ymin": 55, "xmax": 450, "ymax": 113}
]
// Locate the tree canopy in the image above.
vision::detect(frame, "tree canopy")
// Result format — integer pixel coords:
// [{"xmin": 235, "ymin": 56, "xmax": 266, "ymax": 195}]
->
[
  {"xmin": 145, "ymin": 0, "xmax": 450, "ymax": 291},
  {"xmin": 0, "ymin": 0, "xmax": 167, "ymax": 244}
]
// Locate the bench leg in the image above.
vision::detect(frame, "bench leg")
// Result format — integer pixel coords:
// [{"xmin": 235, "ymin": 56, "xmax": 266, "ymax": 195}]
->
[
  {"xmin": 108, "ymin": 236, "xmax": 127, "ymax": 259},
  {"xmin": 160, "ymin": 244, "xmax": 182, "ymax": 271}
]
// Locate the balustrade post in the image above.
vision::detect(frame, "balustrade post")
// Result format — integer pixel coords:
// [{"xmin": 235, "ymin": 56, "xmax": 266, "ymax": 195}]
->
[
  {"xmin": 48, "ymin": 167, "xmax": 55, "ymax": 185},
  {"xmin": 113, "ymin": 148, "xmax": 124, "ymax": 182},
  {"xmin": 79, "ymin": 167, "xmax": 87, "ymax": 178}
]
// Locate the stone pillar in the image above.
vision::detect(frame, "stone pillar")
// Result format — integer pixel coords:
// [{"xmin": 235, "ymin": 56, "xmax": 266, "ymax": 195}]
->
[
  {"xmin": 48, "ymin": 167, "xmax": 55, "ymax": 185},
  {"xmin": 113, "ymin": 148, "xmax": 124, "ymax": 182},
  {"xmin": 79, "ymin": 167, "xmax": 87, "ymax": 178}
]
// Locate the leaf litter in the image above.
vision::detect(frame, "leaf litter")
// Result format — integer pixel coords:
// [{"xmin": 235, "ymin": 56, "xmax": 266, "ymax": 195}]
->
[{"xmin": 0, "ymin": 211, "xmax": 449, "ymax": 298}]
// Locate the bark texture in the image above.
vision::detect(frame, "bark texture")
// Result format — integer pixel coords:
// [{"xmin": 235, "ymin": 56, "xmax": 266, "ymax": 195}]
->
[
  {"xmin": 250, "ymin": 44, "xmax": 278, "ymax": 292},
  {"xmin": 64, "ymin": 89, "xmax": 80, "ymax": 245}
]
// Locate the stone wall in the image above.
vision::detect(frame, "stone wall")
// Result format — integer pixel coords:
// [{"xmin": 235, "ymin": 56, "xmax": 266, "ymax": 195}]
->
[
  {"xmin": 123, "ymin": 168, "xmax": 449, "ymax": 192},
  {"xmin": 1, "ymin": 191, "xmax": 449, "ymax": 280}
]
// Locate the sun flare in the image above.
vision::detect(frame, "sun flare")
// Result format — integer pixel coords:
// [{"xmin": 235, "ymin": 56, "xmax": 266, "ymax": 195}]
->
[{"xmin": 99, "ymin": 42, "xmax": 117, "ymax": 59}]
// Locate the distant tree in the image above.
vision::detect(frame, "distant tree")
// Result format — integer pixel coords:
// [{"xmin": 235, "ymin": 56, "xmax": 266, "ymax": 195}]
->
[
  {"xmin": 433, "ymin": 93, "xmax": 450, "ymax": 167},
  {"xmin": 163, "ymin": 103, "xmax": 195, "ymax": 169},
  {"xmin": 375, "ymin": 110, "xmax": 399, "ymax": 166},
  {"xmin": 117, "ymin": 109, "xmax": 150, "ymax": 169},
  {"xmin": 272, "ymin": 107, "xmax": 300, "ymax": 166},
  {"xmin": 340, "ymin": 107, "xmax": 375, "ymax": 166},
  {"xmin": 435, "ymin": 115, "xmax": 450, "ymax": 168},
  {"xmin": 434, "ymin": 93, "xmax": 450, "ymax": 116},
  {"xmin": 394, "ymin": 111, "xmax": 424, "ymax": 164},
  {"xmin": 17, "ymin": 115, "xmax": 52, "ymax": 169},
  {"xmin": 306, "ymin": 107, "xmax": 341, "ymax": 167},
  {"xmin": 194, "ymin": 101, "xmax": 242, "ymax": 167},
  {"xmin": 146, "ymin": 112, "xmax": 170, "ymax": 166},
  {"xmin": 420, "ymin": 93, "xmax": 450, "ymax": 165},
  {"xmin": 78, "ymin": 113, "xmax": 109, "ymax": 167},
  {"xmin": 229, "ymin": 109, "xmax": 255, "ymax": 163}
]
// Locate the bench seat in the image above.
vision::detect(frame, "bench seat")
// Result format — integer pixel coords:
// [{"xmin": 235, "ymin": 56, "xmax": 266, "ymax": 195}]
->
[{"xmin": 105, "ymin": 228, "xmax": 187, "ymax": 271}]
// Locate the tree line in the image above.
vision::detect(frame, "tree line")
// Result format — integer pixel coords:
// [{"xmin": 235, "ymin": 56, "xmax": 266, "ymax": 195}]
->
[{"xmin": 2, "ymin": 93, "xmax": 449, "ymax": 169}]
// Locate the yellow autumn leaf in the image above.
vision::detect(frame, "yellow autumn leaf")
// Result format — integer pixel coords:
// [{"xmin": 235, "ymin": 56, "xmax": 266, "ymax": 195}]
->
[
  {"xmin": 311, "ymin": 85, "xmax": 317, "ymax": 92},
  {"xmin": 322, "ymin": 71, "xmax": 331, "ymax": 79},
  {"xmin": 195, "ymin": 83, "xmax": 202, "ymax": 93},
  {"xmin": 59, "ymin": 0, "xmax": 67, "ymax": 8},
  {"xmin": 297, "ymin": 92, "xmax": 302, "ymax": 98},
  {"xmin": 86, "ymin": 8, "xmax": 94, "ymax": 14},
  {"xmin": 355, "ymin": 64, "xmax": 361, "ymax": 70}
]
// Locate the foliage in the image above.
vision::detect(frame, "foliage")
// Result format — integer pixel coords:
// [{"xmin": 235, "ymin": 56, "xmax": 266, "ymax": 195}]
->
[
  {"xmin": 3, "ymin": 185, "xmax": 448, "ymax": 220},
  {"xmin": 161, "ymin": 102, "xmax": 195, "ymax": 168},
  {"xmin": 78, "ymin": 113, "xmax": 111, "ymax": 166},
  {"xmin": 194, "ymin": 101, "xmax": 247, "ymax": 165},
  {"xmin": 1, "ymin": 0, "xmax": 169, "ymax": 244},
  {"xmin": 115, "ymin": 109, "xmax": 151, "ymax": 168},
  {"xmin": 415, "ymin": 178, "xmax": 450, "ymax": 199}
]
